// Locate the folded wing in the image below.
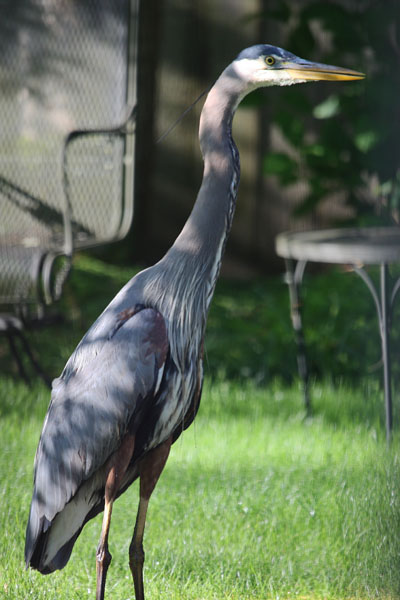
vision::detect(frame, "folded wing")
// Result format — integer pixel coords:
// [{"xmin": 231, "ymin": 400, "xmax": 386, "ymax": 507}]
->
[{"xmin": 25, "ymin": 306, "xmax": 168, "ymax": 571}]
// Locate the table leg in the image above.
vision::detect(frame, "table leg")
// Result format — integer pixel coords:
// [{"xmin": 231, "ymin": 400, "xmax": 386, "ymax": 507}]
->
[
  {"xmin": 380, "ymin": 264, "xmax": 393, "ymax": 441},
  {"xmin": 284, "ymin": 258, "xmax": 310, "ymax": 414},
  {"xmin": 353, "ymin": 263, "xmax": 393, "ymax": 442}
]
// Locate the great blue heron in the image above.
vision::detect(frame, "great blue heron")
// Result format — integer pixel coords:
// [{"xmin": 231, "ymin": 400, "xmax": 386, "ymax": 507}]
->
[{"xmin": 25, "ymin": 45, "xmax": 364, "ymax": 600}]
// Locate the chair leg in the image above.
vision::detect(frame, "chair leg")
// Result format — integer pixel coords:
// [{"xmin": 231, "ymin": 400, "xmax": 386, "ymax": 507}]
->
[
  {"xmin": 4, "ymin": 327, "xmax": 51, "ymax": 388},
  {"xmin": 5, "ymin": 330, "xmax": 30, "ymax": 384},
  {"xmin": 17, "ymin": 329, "xmax": 52, "ymax": 387}
]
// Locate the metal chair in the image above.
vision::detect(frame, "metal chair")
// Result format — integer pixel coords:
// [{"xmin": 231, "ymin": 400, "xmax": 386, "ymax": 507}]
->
[{"xmin": 0, "ymin": 0, "xmax": 138, "ymax": 383}]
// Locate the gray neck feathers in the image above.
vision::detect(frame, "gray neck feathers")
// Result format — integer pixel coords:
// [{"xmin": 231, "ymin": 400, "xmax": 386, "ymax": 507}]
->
[{"xmin": 142, "ymin": 64, "xmax": 245, "ymax": 371}]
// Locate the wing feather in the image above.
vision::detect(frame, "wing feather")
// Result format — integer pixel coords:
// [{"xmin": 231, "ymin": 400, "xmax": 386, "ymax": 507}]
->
[{"xmin": 25, "ymin": 307, "xmax": 168, "ymax": 567}]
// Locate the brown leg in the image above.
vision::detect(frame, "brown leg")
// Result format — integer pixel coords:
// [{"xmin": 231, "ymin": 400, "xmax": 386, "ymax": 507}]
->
[
  {"xmin": 129, "ymin": 437, "xmax": 172, "ymax": 600},
  {"xmin": 96, "ymin": 434, "xmax": 135, "ymax": 600}
]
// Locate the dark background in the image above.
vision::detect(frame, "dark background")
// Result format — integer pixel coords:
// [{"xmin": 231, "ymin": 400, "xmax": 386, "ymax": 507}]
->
[
  {"xmin": 132, "ymin": 0, "xmax": 400, "ymax": 276},
  {"xmin": 0, "ymin": 0, "xmax": 398, "ymax": 276}
]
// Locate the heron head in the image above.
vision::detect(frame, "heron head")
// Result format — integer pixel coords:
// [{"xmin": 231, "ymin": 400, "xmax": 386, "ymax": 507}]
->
[{"xmin": 234, "ymin": 44, "xmax": 365, "ymax": 87}]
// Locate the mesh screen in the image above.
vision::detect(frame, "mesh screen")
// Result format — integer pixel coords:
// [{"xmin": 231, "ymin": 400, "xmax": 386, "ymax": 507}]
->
[
  {"xmin": 0, "ymin": 0, "xmax": 136, "ymax": 303},
  {"xmin": 65, "ymin": 133, "xmax": 126, "ymax": 246}
]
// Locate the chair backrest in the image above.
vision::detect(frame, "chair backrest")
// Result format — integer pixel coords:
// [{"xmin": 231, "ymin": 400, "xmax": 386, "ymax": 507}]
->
[
  {"xmin": 0, "ymin": 0, "xmax": 138, "ymax": 311},
  {"xmin": 63, "ymin": 108, "xmax": 136, "ymax": 250}
]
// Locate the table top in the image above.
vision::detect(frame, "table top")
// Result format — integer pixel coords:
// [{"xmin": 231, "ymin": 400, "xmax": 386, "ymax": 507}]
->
[{"xmin": 275, "ymin": 227, "xmax": 400, "ymax": 265}]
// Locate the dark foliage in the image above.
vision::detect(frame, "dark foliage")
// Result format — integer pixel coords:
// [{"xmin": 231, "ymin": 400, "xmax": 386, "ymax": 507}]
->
[{"xmin": 249, "ymin": 0, "xmax": 400, "ymax": 224}]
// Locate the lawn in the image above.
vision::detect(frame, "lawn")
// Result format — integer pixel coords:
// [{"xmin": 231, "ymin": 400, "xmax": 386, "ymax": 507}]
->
[{"xmin": 0, "ymin": 255, "xmax": 399, "ymax": 599}]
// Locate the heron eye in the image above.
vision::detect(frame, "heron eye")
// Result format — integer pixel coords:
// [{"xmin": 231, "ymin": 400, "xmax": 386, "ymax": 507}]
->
[{"xmin": 265, "ymin": 56, "xmax": 275, "ymax": 66}]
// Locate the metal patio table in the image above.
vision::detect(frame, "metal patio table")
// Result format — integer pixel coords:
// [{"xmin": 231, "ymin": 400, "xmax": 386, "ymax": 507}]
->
[{"xmin": 275, "ymin": 227, "xmax": 400, "ymax": 441}]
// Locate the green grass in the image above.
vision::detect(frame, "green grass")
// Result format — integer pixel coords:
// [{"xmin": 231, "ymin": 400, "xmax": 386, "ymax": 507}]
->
[
  {"xmin": 0, "ymin": 255, "xmax": 400, "ymax": 599},
  {"xmin": 0, "ymin": 378, "xmax": 399, "ymax": 599}
]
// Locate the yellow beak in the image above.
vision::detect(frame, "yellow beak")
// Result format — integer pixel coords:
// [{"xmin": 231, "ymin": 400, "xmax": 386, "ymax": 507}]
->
[{"xmin": 283, "ymin": 59, "xmax": 365, "ymax": 82}]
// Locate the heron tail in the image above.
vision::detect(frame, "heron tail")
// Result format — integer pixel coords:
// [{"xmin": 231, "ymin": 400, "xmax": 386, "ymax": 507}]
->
[{"xmin": 25, "ymin": 494, "xmax": 81, "ymax": 574}]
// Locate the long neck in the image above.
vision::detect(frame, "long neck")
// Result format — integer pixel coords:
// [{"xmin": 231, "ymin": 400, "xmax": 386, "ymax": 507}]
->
[
  {"xmin": 141, "ymin": 66, "xmax": 246, "ymax": 370},
  {"xmin": 165, "ymin": 65, "xmax": 244, "ymax": 294}
]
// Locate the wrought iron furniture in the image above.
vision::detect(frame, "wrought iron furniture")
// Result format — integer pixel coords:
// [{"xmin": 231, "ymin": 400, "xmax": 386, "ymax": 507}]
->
[
  {"xmin": 0, "ymin": 0, "xmax": 138, "ymax": 383},
  {"xmin": 276, "ymin": 227, "xmax": 400, "ymax": 441}
]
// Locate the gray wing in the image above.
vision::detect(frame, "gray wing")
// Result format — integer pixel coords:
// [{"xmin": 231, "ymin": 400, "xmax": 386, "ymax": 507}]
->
[{"xmin": 26, "ymin": 306, "xmax": 168, "ymax": 562}]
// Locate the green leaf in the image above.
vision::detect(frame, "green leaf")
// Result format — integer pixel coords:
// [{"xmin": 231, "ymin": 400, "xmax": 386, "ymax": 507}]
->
[
  {"xmin": 313, "ymin": 95, "xmax": 340, "ymax": 119},
  {"xmin": 293, "ymin": 193, "xmax": 321, "ymax": 216},
  {"xmin": 263, "ymin": 152, "xmax": 298, "ymax": 184},
  {"xmin": 276, "ymin": 109, "xmax": 305, "ymax": 145},
  {"xmin": 355, "ymin": 130, "xmax": 379, "ymax": 153}
]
